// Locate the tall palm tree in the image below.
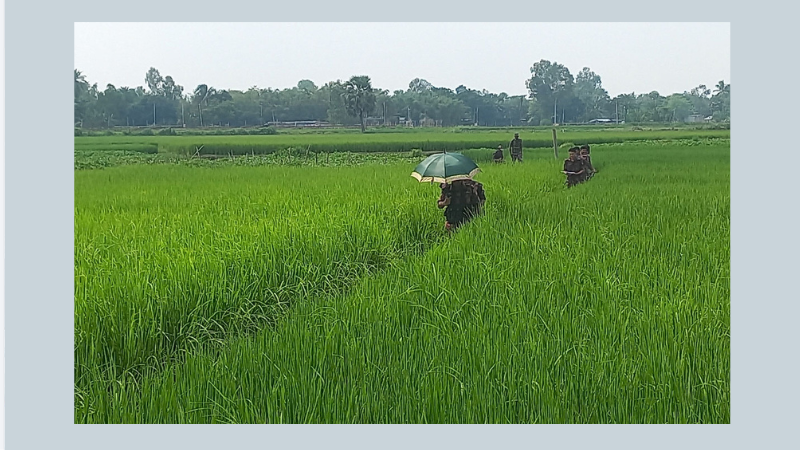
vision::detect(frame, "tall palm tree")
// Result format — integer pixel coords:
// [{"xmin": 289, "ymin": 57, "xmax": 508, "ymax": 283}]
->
[
  {"xmin": 74, "ymin": 69, "xmax": 89, "ymax": 101},
  {"xmin": 714, "ymin": 80, "xmax": 730, "ymax": 96},
  {"xmin": 193, "ymin": 84, "xmax": 216, "ymax": 126},
  {"xmin": 74, "ymin": 70, "xmax": 93, "ymax": 125},
  {"xmin": 342, "ymin": 76, "xmax": 376, "ymax": 133},
  {"xmin": 710, "ymin": 81, "xmax": 730, "ymax": 119}
]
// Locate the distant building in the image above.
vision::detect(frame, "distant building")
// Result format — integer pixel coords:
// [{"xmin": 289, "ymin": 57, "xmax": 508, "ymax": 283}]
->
[
  {"xmin": 266, "ymin": 120, "xmax": 331, "ymax": 128},
  {"xmin": 365, "ymin": 116, "xmax": 387, "ymax": 126},
  {"xmin": 419, "ymin": 117, "xmax": 442, "ymax": 127},
  {"xmin": 685, "ymin": 114, "xmax": 705, "ymax": 123},
  {"xmin": 587, "ymin": 118, "xmax": 623, "ymax": 124}
]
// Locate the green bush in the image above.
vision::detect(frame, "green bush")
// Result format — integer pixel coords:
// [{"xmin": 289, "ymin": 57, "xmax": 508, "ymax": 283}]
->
[{"xmin": 256, "ymin": 126, "xmax": 277, "ymax": 135}]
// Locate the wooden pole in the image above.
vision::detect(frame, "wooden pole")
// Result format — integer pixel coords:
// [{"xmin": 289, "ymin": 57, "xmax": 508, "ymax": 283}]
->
[{"xmin": 552, "ymin": 128, "xmax": 558, "ymax": 159}]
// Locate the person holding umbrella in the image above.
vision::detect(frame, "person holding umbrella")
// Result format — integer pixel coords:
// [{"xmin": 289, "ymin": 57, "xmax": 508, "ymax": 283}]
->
[
  {"xmin": 411, "ymin": 151, "xmax": 485, "ymax": 231},
  {"xmin": 437, "ymin": 179, "xmax": 485, "ymax": 231}
]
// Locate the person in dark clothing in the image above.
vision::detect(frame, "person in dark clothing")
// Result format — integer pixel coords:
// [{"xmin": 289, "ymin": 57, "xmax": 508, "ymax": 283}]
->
[
  {"xmin": 580, "ymin": 144, "xmax": 597, "ymax": 177},
  {"xmin": 438, "ymin": 178, "xmax": 486, "ymax": 231},
  {"xmin": 509, "ymin": 133, "xmax": 523, "ymax": 162},
  {"xmin": 493, "ymin": 145, "xmax": 504, "ymax": 163},
  {"xmin": 562, "ymin": 147, "xmax": 585, "ymax": 188},
  {"xmin": 579, "ymin": 147, "xmax": 594, "ymax": 181}
]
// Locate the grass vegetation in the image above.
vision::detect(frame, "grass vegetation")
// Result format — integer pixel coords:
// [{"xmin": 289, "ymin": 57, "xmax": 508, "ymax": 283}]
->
[
  {"xmin": 74, "ymin": 138, "xmax": 730, "ymax": 423},
  {"xmin": 74, "ymin": 128, "xmax": 730, "ymax": 156}
]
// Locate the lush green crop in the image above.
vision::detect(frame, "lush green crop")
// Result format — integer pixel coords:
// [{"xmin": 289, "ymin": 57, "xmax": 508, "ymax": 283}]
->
[
  {"xmin": 74, "ymin": 148, "xmax": 428, "ymax": 170},
  {"xmin": 75, "ymin": 165, "xmax": 446, "ymax": 393},
  {"xmin": 74, "ymin": 143, "xmax": 159, "ymax": 153},
  {"xmin": 74, "ymin": 128, "xmax": 730, "ymax": 155},
  {"xmin": 75, "ymin": 141, "xmax": 730, "ymax": 424},
  {"xmin": 75, "ymin": 122, "xmax": 729, "ymax": 138}
]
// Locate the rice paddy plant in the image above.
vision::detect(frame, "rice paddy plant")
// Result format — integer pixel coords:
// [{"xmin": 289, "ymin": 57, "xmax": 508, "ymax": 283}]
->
[
  {"xmin": 75, "ymin": 164, "xmax": 447, "ymax": 397},
  {"xmin": 73, "ymin": 149, "xmax": 427, "ymax": 170},
  {"xmin": 74, "ymin": 143, "xmax": 159, "ymax": 153},
  {"xmin": 74, "ymin": 150, "xmax": 168, "ymax": 169},
  {"xmin": 74, "ymin": 129, "xmax": 730, "ymax": 156},
  {"xmin": 75, "ymin": 142, "xmax": 730, "ymax": 424}
]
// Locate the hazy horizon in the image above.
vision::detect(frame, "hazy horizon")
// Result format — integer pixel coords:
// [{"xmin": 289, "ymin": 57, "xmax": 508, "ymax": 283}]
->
[{"xmin": 75, "ymin": 22, "xmax": 730, "ymax": 97}]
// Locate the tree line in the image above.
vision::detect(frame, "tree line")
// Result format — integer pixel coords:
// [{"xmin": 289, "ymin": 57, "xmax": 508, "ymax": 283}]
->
[{"xmin": 74, "ymin": 60, "xmax": 731, "ymax": 130}]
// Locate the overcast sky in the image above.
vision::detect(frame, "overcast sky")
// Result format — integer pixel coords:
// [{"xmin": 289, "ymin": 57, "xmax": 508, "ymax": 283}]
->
[{"xmin": 74, "ymin": 22, "xmax": 730, "ymax": 98}]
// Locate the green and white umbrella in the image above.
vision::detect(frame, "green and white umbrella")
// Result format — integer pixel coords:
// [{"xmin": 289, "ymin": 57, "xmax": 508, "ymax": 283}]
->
[{"xmin": 410, "ymin": 152, "xmax": 481, "ymax": 183}]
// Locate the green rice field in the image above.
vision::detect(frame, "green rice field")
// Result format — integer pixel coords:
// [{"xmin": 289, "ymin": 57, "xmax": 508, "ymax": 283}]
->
[
  {"xmin": 74, "ymin": 137, "xmax": 730, "ymax": 423},
  {"xmin": 74, "ymin": 127, "xmax": 730, "ymax": 155}
]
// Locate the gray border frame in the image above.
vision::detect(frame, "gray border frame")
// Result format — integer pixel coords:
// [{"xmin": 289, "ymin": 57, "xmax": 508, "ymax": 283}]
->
[{"xmin": 6, "ymin": 0, "xmax": 795, "ymax": 448}]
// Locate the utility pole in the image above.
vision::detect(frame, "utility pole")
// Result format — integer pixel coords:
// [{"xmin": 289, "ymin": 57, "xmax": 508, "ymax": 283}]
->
[
  {"xmin": 552, "ymin": 128, "xmax": 558, "ymax": 159},
  {"xmin": 181, "ymin": 102, "xmax": 185, "ymax": 127},
  {"xmin": 153, "ymin": 103, "xmax": 156, "ymax": 126},
  {"xmin": 615, "ymin": 101, "xmax": 619, "ymax": 124},
  {"xmin": 553, "ymin": 98, "xmax": 557, "ymax": 125},
  {"xmin": 258, "ymin": 90, "xmax": 264, "ymax": 125}
]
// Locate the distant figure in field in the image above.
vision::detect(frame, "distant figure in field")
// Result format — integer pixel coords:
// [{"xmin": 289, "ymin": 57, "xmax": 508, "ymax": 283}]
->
[
  {"xmin": 579, "ymin": 146, "xmax": 595, "ymax": 181},
  {"xmin": 509, "ymin": 133, "xmax": 523, "ymax": 162},
  {"xmin": 562, "ymin": 147, "xmax": 585, "ymax": 188},
  {"xmin": 580, "ymin": 144, "xmax": 596, "ymax": 178},
  {"xmin": 493, "ymin": 145, "xmax": 504, "ymax": 163},
  {"xmin": 438, "ymin": 178, "xmax": 486, "ymax": 231}
]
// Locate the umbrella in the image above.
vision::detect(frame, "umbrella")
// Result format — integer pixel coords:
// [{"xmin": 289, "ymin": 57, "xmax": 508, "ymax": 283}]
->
[{"xmin": 410, "ymin": 152, "xmax": 481, "ymax": 184}]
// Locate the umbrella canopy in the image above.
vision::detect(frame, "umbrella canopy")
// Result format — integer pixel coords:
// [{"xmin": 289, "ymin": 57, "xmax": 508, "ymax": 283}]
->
[{"xmin": 410, "ymin": 152, "xmax": 481, "ymax": 183}]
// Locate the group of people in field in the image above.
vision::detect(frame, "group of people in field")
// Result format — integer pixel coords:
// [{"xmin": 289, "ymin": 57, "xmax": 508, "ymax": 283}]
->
[
  {"xmin": 562, "ymin": 144, "xmax": 597, "ymax": 188},
  {"xmin": 492, "ymin": 132, "xmax": 524, "ymax": 163},
  {"xmin": 436, "ymin": 133, "xmax": 598, "ymax": 232}
]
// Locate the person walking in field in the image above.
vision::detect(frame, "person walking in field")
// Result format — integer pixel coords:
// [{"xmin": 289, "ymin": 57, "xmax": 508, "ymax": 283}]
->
[
  {"xmin": 509, "ymin": 133, "xmax": 523, "ymax": 162},
  {"xmin": 563, "ymin": 147, "xmax": 585, "ymax": 188},
  {"xmin": 438, "ymin": 178, "xmax": 486, "ymax": 231},
  {"xmin": 580, "ymin": 144, "xmax": 596, "ymax": 178},
  {"xmin": 579, "ymin": 146, "xmax": 595, "ymax": 181},
  {"xmin": 493, "ymin": 145, "xmax": 505, "ymax": 163}
]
